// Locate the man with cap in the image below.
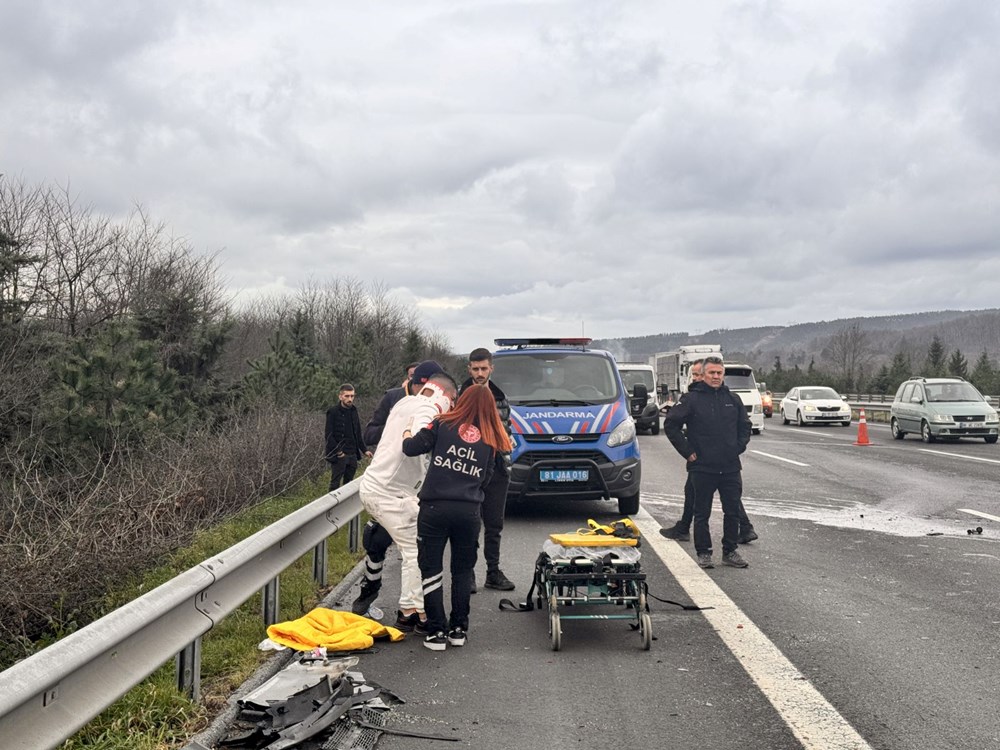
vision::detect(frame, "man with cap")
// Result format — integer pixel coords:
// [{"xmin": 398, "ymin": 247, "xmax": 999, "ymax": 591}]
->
[{"xmin": 354, "ymin": 361, "xmax": 459, "ymax": 632}]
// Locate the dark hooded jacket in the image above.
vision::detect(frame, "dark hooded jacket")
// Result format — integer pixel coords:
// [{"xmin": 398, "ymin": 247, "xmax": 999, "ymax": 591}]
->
[
  {"xmin": 664, "ymin": 380, "xmax": 751, "ymax": 474},
  {"xmin": 363, "ymin": 386, "xmax": 407, "ymax": 446}
]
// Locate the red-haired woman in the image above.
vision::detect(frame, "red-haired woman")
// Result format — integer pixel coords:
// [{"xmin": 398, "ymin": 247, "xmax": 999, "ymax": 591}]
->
[{"xmin": 401, "ymin": 383, "xmax": 513, "ymax": 651}]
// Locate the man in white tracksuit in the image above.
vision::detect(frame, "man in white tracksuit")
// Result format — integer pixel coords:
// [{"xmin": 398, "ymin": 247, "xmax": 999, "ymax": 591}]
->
[{"xmin": 358, "ymin": 364, "xmax": 457, "ymax": 632}]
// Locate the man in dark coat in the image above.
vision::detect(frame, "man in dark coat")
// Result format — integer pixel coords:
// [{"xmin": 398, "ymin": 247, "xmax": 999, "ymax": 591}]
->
[
  {"xmin": 459, "ymin": 347, "xmax": 515, "ymax": 592},
  {"xmin": 325, "ymin": 383, "xmax": 372, "ymax": 491},
  {"xmin": 664, "ymin": 356, "xmax": 752, "ymax": 569}
]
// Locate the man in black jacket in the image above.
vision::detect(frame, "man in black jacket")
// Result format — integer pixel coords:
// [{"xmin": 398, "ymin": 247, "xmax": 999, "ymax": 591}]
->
[
  {"xmin": 664, "ymin": 356, "xmax": 752, "ymax": 569},
  {"xmin": 459, "ymin": 347, "xmax": 515, "ymax": 592},
  {"xmin": 325, "ymin": 383, "xmax": 372, "ymax": 491}
]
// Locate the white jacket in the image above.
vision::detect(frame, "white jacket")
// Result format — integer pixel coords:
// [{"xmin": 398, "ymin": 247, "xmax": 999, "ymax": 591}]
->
[{"xmin": 359, "ymin": 395, "xmax": 439, "ymax": 497}]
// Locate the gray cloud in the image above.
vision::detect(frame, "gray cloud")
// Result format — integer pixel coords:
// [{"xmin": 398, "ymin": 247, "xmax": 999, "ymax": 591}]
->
[{"xmin": 2, "ymin": 0, "xmax": 999, "ymax": 355}]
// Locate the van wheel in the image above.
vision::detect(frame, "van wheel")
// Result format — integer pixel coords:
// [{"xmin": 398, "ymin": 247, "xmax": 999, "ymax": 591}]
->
[
  {"xmin": 618, "ymin": 494, "xmax": 640, "ymax": 516},
  {"xmin": 986, "ymin": 435, "xmax": 998, "ymax": 444},
  {"xmin": 921, "ymin": 421, "xmax": 936, "ymax": 443},
  {"xmin": 782, "ymin": 411, "xmax": 790, "ymax": 425},
  {"xmin": 651, "ymin": 421, "xmax": 660, "ymax": 435},
  {"xmin": 890, "ymin": 418, "xmax": 905, "ymax": 440}
]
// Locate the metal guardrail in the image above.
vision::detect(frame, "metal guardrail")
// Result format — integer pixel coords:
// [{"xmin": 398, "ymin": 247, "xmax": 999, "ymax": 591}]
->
[{"xmin": 0, "ymin": 479, "xmax": 364, "ymax": 750}]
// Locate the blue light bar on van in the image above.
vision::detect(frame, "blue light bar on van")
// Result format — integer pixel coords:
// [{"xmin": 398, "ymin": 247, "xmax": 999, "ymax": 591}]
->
[{"xmin": 494, "ymin": 337, "xmax": 593, "ymax": 348}]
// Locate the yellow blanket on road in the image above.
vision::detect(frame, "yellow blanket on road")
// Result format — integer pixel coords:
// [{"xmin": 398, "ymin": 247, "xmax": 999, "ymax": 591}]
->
[{"xmin": 266, "ymin": 608, "xmax": 406, "ymax": 651}]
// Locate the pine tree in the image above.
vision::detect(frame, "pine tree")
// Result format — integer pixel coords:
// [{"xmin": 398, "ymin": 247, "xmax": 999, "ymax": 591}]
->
[
  {"xmin": 971, "ymin": 350, "xmax": 996, "ymax": 395},
  {"xmin": 924, "ymin": 336, "xmax": 946, "ymax": 377},
  {"xmin": 887, "ymin": 350, "xmax": 912, "ymax": 390},
  {"xmin": 946, "ymin": 349, "xmax": 968, "ymax": 379}
]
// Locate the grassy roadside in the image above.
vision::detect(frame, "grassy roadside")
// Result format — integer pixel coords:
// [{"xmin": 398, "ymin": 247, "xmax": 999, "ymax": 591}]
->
[{"xmin": 60, "ymin": 476, "xmax": 364, "ymax": 750}]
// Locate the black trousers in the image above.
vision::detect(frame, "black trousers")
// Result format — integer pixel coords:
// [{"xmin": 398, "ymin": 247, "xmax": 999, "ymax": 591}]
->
[
  {"xmin": 481, "ymin": 467, "xmax": 510, "ymax": 572},
  {"xmin": 690, "ymin": 471, "xmax": 743, "ymax": 556},
  {"xmin": 417, "ymin": 500, "xmax": 481, "ymax": 634},
  {"xmin": 328, "ymin": 456, "xmax": 358, "ymax": 490},
  {"xmin": 360, "ymin": 519, "xmax": 394, "ymax": 592},
  {"xmin": 677, "ymin": 473, "xmax": 753, "ymax": 533}
]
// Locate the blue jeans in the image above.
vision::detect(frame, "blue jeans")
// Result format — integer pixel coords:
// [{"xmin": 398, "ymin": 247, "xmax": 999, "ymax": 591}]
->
[{"xmin": 417, "ymin": 500, "xmax": 482, "ymax": 634}]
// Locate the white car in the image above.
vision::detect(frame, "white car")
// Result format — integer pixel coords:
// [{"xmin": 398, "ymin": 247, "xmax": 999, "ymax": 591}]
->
[{"xmin": 780, "ymin": 386, "xmax": 852, "ymax": 427}]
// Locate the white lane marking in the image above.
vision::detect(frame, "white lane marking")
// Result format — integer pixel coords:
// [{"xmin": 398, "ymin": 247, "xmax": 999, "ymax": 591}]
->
[
  {"xmin": 634, "ymin": 508, "xmax": 872, "ymax": 750},
  {"xmin": 918, "ymin": 449, "xmax": 1000, "ymax": 466},
  {"xmin": 750, "ymin": 450, "xmax": 810, "ymax": 467},
  {"xmin": 958, "ymin": 509, "xmax": 1000, "ymax": 523}
]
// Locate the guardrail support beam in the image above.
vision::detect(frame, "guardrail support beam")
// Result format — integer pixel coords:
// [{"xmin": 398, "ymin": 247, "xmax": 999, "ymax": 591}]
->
[
  {"xmin": 175, "ymin": 637, "xmax": 202, "ymax": 701},
  {"xmin": 312, "ymin": 539, "xmax": 328, "ymax": 586},
  {"xmin": 262, "ymin": 577, "xmax": 280, "ymax": 628},
  {"xmin": 348, "ymin": 516, "xmax": 361, "ymax": 553}
]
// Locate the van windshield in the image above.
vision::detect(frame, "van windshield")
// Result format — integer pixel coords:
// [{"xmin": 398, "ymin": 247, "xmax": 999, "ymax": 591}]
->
[
  {"xmin": 723, "ymin": 371, "xmax": 757, "ymax": 391},
  {"xmin": 619, "ymin": 369, "xmax": 655, "ymax": 395},
  {"xmin": 492, "ymin": 352, "xmax": 621, "ymax": 405}
]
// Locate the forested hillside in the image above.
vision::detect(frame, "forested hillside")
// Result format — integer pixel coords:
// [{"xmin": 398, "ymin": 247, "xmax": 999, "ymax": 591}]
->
[{"xmin": 595, "ymin": 309, "xmax": 1000, "ymax": 395}]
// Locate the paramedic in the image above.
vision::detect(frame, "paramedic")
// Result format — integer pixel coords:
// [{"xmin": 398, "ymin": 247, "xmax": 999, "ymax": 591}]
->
[
  {"xmin": 402, "ymin": 384, "xmax": 512, "ymax": 650},
  {"xmin": 356, "ymin": 363, "xmax": 457, "ymax": 633}
]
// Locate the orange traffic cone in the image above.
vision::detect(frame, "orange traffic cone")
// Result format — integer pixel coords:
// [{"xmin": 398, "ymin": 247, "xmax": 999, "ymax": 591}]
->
[{"xmin": 854, "ymin": 408, "xmax": 871, "ymax": 446}]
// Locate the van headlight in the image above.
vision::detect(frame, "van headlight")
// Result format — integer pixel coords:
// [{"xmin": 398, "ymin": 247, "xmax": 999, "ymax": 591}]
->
[
  {"xmin": 987, "ymin": 411, "xmax": 999, "ymax": 424},
  {"xmin": 753, "ymin": 404, "xmax": 762, "ymax": 413},
  {"xmin": 930, "ymin": 414, "xmax": 955, "ymax": 424},
  {"xmin": 607, "ymin": 419, "xmax": 636, "ymax": 447}
]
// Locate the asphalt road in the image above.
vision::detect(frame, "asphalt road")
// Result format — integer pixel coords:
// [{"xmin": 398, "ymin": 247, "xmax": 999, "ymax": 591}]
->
[{"xmin": 318, "ymin": 419, "xmax": 1000, "ymax": 750}]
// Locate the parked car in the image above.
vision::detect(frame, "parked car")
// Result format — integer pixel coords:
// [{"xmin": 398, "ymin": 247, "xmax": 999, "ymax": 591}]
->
[
  {"xmin": 779, "ymin": 386, "xmax": 852, "ymax": 426},
  {"xmin": 890, "ymin": 377, "xmax": 999, "ymax": 444}
]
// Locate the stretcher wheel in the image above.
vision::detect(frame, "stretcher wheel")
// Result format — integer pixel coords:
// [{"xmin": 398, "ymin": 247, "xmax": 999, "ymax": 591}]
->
[
  {"xmin": 639, "ymin": 613, "xmax": 652, "ymax": 650},
  {"xmin": 549, "ymin": 610, "xmax": 562, "ymax": 651}
]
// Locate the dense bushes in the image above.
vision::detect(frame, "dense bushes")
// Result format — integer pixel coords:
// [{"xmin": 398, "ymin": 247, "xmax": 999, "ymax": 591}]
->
[{"xmin": 0, "ymin": 175, "xmax": 448, "ymax": 669}]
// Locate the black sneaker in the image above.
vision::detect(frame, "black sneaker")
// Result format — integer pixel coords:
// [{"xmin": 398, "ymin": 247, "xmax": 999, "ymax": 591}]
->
[
  {"xmin": 738, "ymin": 529, "xmax": 759, "ymax": 544},
  {"xmin": 415, "ymin": 618, "xmax": 431, "ymax": 636},
  {"xmin": 470, "ymin": 572, "xmax": 478, "ymax": 595},
  {"xmin": 659, "ymin": 525, "xmax": 690, "ymax": 542},
  {"xmin": 447, "ymin": 628, "xmax": 467, "ymax": 647},
  {"xmin": 424, "ymin": 631, "xmax": 448, "ymax": 651},
  {"xmin": 722, "ymin": 551, "xmax": 749, "ymax": 568},
  {"xmin": 395, "ymin": 610, "xmax": 419, "ymax": 632},
  {"xmin": 484, "ymin": 570, "xmax": 515, "ymax": 591},
  {"xmin": 697, "ymin": 553, "xmax": 714, "ymax": 569},
  {"xmin": 351, "ymin": 582, "xmax": 381, "ymax": 615}
]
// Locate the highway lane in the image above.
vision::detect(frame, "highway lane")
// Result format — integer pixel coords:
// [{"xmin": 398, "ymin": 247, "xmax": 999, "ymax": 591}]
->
[
  {"xmin": 238, "ymin": 424, "xmax": 1000, "ymax": 750},
  {"xmin": 641, "ymin": 422, "xmax": 1000, "ymax": 749}
]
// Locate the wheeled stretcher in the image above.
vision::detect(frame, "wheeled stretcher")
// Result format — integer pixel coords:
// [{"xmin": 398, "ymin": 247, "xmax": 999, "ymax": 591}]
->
[{"xmin": 534, "ymin": 521, "xmax": 651, "ymax": 651}]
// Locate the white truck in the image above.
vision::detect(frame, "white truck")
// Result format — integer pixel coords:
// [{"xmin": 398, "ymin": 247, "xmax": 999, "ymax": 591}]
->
[
  {"xmin": 651, "ymin": 345, "xmax": 763, "ymax": 435},
  {"xmin": 651, "ymin": 345, "xmax": 722, "ymax": 404}
]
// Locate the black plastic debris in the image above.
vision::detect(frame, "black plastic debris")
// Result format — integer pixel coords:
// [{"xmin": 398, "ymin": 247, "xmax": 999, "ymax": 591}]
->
[{"xmin": 967, "ymin": 526, "xmax": 984, "ymax": 535}]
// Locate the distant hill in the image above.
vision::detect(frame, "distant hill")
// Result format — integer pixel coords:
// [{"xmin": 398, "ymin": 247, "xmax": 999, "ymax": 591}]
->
[{"xmin": 594, "ymin": 308, "xmax": 1000, "ymax": 372}]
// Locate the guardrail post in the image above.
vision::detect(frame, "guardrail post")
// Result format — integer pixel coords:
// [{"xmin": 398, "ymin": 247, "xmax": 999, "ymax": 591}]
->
[
  {"xmin": 262, "ymin": 577, "xmax": 280, "ymax": 628},
  {"xmin": 348, "ymin": 516, "xmax": 361, "ymax": 553},
  {"xmin": 312, "ymin": 538, "xmax": 328, "ymax": 586},
  {"xmin": 175, "ymin": 637, "xmax": 202, "ymax": 701}
]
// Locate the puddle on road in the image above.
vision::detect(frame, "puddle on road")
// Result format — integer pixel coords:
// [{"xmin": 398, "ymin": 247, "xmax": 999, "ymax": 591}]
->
[{"xmin": 641, "ymin": 491, "xmax": 991, "ymax": 539}]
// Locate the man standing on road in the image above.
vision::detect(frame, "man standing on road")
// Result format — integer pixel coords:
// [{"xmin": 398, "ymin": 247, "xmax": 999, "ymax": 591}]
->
[
  {"xmin": 356, "ymin": 363, "xmax": 458, "ymax": 631},
  {"xmin": 459, "ymin": 347, "xmax": 515, "ymax": 592},
  {"xmin": 664, "ymin": 356, "xmax": 752, "ymax": 569},
  {"xmin": 325, "ymin": 384, "xmax": 372, "ymax": 491},
  {"xmin": 660, "ymin": 359, "xmax": 758, "ymax": 544}
]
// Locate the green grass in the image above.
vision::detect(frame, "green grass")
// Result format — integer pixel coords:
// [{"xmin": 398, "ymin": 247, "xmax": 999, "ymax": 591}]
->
[{"xmin": 60, "ymin": 476, "xmax": 365, "ymax": 749}]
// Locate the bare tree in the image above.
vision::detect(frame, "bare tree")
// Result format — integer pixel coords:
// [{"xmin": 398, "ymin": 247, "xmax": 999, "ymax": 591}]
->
[{"xmin": 826, "ymin": 321, "xmax": 871, "ymax": 390}]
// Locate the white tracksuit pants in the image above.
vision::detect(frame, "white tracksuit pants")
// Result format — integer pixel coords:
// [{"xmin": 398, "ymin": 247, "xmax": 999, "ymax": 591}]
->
[{"xmin": 359, "ymin": 487, "xmax": 422, "ymax": 612}]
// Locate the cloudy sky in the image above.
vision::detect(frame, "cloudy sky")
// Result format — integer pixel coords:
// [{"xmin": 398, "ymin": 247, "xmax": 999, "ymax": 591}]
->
[{"xmin": 2, "ymin": 1, "xmax": 999, "ymax": 353}]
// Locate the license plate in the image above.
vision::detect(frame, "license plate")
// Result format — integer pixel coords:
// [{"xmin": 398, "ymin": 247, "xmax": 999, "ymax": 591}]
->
[
  {"xmin": 962, "ymin": 422, "xmax": 984, "ymax": 428},
  {"xmin": 540, "ymin": 469, "xmax": 588, "ymax": 482}
]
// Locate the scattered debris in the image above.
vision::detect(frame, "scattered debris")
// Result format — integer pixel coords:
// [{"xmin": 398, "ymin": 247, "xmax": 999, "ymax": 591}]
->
[{"xmin": 967, "ymin": 526, "xmax": 984, "ymax": 535}]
